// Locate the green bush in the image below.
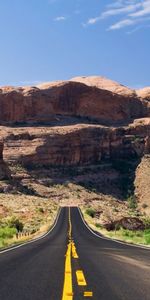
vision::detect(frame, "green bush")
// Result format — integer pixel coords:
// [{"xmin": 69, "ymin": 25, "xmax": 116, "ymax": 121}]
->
[
  {"xmin": 143, "ymin": 217, "xmax": 150, "ymax": 228},
  {"xmin": 95, "ymin": 223, "xmax": 103, "ymax": 229},
  {"xmin": 122, "ymin": 229, "xmax": 134, "ymax": 238},
  {"xmin": 38, "ymin": 207, "xmax": 44, "ymax": 213},
  {"xmin": 0, "ymin": 227, "xmax": 17, "ymax": 239},
  {"xmin": 127, "ymin": 195, "xmax": 137, "ymax": 210},
  {"xmin": 144, "ymin": 229, "xmax": 150, "ymax": 244},
  {"xmin": 7, "ymin": 217, "xmax": 24, "ymax": 232},
  {"xmin": 85, "ymin": 208, "xmax": 95, "ymax": 218}
]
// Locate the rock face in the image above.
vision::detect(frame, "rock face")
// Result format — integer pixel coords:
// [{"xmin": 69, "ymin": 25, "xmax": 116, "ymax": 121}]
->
[
  {"xmin": 136, "ymin": 87, "xmax": 150, "ymax": 101},
  {"xmin": 1, "ymin": 118, "xmax": 150, "ymax": 166},
  {"xmin": 70, "ymin": 76, "xmax": 136, "ymax": 97},
  {"xmin": 0, "ymin": 76, "xmax": 149, "ymax": 169},
  {"xmin": 0, "ymin": 76, "xmax": 150, "ymax": 214},
  {"xmin": 0, "ymin": 140, "xmax": 10, "ymax": 179},
  {"xmin": 0, "ymin": 76, "xmax": 149, "ymax": 168},
  {"xmin": 135, "ymin": 155, "xmax": 150, "ymax": 214},
  {"xmin": 0, "ymin": 80, "xmax": 149, "ymax": 125},
  {"xmin": 105, "ymin": 217, "xmax": 145, "ymax": 231}
]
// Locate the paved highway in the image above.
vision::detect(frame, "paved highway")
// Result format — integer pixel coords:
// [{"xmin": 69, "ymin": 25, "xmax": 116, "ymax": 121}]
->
[{"xmin": 0, "ymin": 207, "xmax": 149, "ymax": 300}]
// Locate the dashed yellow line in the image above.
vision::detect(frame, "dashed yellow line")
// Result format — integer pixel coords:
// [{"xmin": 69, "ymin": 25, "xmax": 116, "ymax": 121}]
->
[
  {"xmin": 76, "ymin": 270, "xmax": 87, "ymax": 286},
  {"xmin": 62, "ymin": 208, "xmax": 73, "ymax": 300},
  {"xmin": 84, "ymin": 291, "xmax": 93, "ymax": 297},
  {"xmin": 62, "ymin": 207, "xmax": 93, "ymax": 299},
  {"xmin": 62, "ymin": 241, "xmax": 73, "ymax": 300},
  {"xmin": 71, "ymin": 241, "xmax": 79, "ymax": 259}
]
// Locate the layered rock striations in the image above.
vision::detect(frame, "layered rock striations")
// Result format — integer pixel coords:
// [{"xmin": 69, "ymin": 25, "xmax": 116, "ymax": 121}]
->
[
  {"xmin": 0, "ymin": 76, "xmax": 150, "ymax": 213},
  {"xmin": 1, "ymin": 118, "xmax": 149, "ymax": 166},
  {"xmin": 0, "ymin": 76, "xmax": 149, "ymax": 168},
  {"xmin": 0, "ymin": 80, "xmax": 149, "ymax": 125}
]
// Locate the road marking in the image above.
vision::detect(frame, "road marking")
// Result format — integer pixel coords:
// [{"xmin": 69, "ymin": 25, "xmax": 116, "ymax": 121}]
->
[
  {"xmin": 76, "ymin": 270, "xmax": 87, "ymax": 286},
  {"xmin": 62, "ymin": 208, "xmax": 73, "ymax": 300},
  {"xmin": 0, "ymin": 208, "xmax": 62, "ymax": 255},
  {"xmin": 62, "ymin": 242, "xmax": 73, "ymax": 300},
  {"xmin": 68, "ymin": 207, "xmax": 72, "ymax": 241},
  {"xmin": 84, "ymin": 291, "xmax": 93, "ymax": 297},
  {"xmin": 62, "ymin": 207, "xmax": 93, "ymax": 299},
  {"xmin": 71, "ymin": 241, "xmax": 79, "ymax": 259},
  {"xmin": 78, "ymin": 208, "xmax": 150, "ymax": 250}
]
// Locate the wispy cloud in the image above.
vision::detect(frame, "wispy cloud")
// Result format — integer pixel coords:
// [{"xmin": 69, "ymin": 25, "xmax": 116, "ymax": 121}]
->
[
  {"xmin": 84, "ymin": 0, "xmax": 150, "ymax": 31},
  {"xmin": 54, "ymin": 16, "xmax": 67, "ymax": 22}
]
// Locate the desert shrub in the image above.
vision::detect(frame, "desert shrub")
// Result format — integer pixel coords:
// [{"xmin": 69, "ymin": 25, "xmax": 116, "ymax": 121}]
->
[
  {"xmin": 7, "ymin": 217, "xmax": 24, "ymax": 232},
  {"xmin": 142, "ymin": 203, "xmax": 148, "ymax": 209},
  {"xmin": 144, "ymin": 229, "xmax": 150, "ymax": 244},
  {"xmin": 0, "ymin": 227, "xmax": 17, "ymax": 239},
  {"xmin": 21, "ymin": 185, "xmax": 37, "ymax": 196},
  {"xmin": 127, "ymin": 195, "xmax": 137, "ymax": 210},
  {"xmin": 122, "ymin": 229, "xmax": 134, "ymax": 238},
  {"xmin": 143, "ymin": 217, "xmax": 150, "ymax": 228},
  {"xmin": 86, "ymin": 208, "xmax": 95, "ymax": 218},
  {"xmin": 95, "ymin": 223, "xmax": 103, "ymax": 229},
  {"xmin": 38, "ymin": 207, "xmax": 44, "ymax": 213}
]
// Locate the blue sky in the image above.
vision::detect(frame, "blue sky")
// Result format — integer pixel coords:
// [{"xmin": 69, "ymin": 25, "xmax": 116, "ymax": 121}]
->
[{"xmin": 0, "ymin": 0, "xmax": 150, "ymax": 88}]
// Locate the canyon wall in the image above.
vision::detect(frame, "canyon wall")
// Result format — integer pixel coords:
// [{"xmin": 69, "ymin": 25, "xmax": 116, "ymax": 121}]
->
[
  {"xmin": 135, "ymin": 155, "xmax": 150, "ymax": 215},
  {"xmin": 2, "ymin": 118, "xmax": 150, "ymax": 166},
  {"xmin": 0, "ymin": 81, "xmax": 149, "ymax": 125},
  {"xmin": 0, "ymin": 140, "xmax": 10, "ymax": 179}
]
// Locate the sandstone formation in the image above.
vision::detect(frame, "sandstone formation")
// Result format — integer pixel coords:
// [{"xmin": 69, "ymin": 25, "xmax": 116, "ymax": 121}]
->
[
  {"xmin": 0, "ymin": 140, "xmax": 10, "ymax": 179},
  {"xmin": 0, "ymin": 77, "xmax": 149, "ymax": 168},
  {"xmin": 0, "ymin": 117, "xmax": 149, "ymax": 167},
  {"xmin": 134, "ymin": 155, "xmax": 150, "ymax": 214},
  {"xmin": 0, "ymin": 80, "xmax": 149, "ymax": 125},
  {"xmin": 70, "ymin": 76, "xmax": 136, "ymax": 97},
  {"xmin": 136, "ymin": 87, "xmax": 150, "ymax": 101},
  {"xmin": 0, "ymin": 76, "xmax": 150, "ymax": 214}
]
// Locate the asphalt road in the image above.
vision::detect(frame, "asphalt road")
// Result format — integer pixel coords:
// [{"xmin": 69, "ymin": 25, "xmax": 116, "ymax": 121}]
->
[{"xmin": 0, "ymin": 207, "xmax": 150, "ymax": 300}]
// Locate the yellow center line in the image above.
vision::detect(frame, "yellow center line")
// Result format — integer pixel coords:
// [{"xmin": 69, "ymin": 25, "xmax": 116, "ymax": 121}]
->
[
  {"xmin": 76, "ymin": 270, "xmax": 87, "ymax": 286},
  {"xmin": 62, "ymin": 208, "xmax": 73, "ymax": 300},
  {"xmin": 61, "ymin": 207, "xmax": 93, "ymax": 299},
  {"xmin": 62, "ymin": 241, "xmax": 73, "ymax": 300},
  {"xmin": 84, "ymin": 291, "xmax": 93, "ymax": 297}
]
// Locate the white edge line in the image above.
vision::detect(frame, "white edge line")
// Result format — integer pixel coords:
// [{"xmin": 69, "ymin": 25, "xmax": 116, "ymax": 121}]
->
[
  {"xmin": 78, "ymin": 208, "xmax": 150, "ymax": 251},
  {"xmin": 0, "ymin": 208, "xmax": 62, "ymax": 255}
]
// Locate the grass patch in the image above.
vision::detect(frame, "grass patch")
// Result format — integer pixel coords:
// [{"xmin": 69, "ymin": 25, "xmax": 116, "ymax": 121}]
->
[
  {"xmin": 85, "ymin": 208, "xmax": 95, "ymax": 218},
  {"xmin": 107, "ymin": 228, "xmax": 150, "ymax": 245},
  {"xmin": 0, "ymin": 227, "xmax": 17, "ymax": 248}
]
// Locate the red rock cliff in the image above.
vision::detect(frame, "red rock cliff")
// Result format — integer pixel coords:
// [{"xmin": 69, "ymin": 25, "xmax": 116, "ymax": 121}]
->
[{"xmin": 0, "ymin": 80, "xmax": 148, "ymax": 125}]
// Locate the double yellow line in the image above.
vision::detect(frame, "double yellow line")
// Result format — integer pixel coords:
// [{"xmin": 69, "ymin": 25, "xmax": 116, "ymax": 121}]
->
[
  {"xmin": 62, "ymin": 208, "xmax": 73, "ymax": 300},
  {"xmin": 62, "ymin": 208, "xmax": 93, "ymax": 299}
]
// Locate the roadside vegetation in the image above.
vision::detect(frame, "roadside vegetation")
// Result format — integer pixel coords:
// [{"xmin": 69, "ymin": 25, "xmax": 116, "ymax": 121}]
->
[
  {"xmin": 84, "ymin": 209, "xmax": 150, "ymax": 246},
  {"xmin": 107, "ymin": 228, "xmax": 150, "ymax": 245},
  {"xmin": 0, "ymin": 227, "xmax": 17, "ymax": 248},
  {"xmin": 0, "ymin": 193, "xmax": 58, "ymax": 250}
]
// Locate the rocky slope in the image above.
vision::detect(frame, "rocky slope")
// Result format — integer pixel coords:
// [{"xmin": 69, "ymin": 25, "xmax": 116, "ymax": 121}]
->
[
  {"xmin": 135, "ymin": 155, "xmax": 150, "ymax": 215},
  {"xmin": 0, "ymin": 119, "xmax": 150, "ymax": 167},
  {"xmin": 0, "ymin": 76, "xmax": 150, "ymax": 215}
]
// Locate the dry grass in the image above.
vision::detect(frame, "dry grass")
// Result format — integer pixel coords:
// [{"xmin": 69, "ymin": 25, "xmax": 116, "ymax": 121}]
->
[
  {"xmin": 0, "ymin": 193, "xmax": 58, "ymax": 249},
  {"xmin": 82, "ymin": 209, "xmax": 150, "ymax": 246}
]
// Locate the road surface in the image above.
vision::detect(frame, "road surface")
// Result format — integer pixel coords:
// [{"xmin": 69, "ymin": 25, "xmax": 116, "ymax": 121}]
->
[{"xmin": 0, "ymin": 207, "xmax": 149, "ymax": 300}]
